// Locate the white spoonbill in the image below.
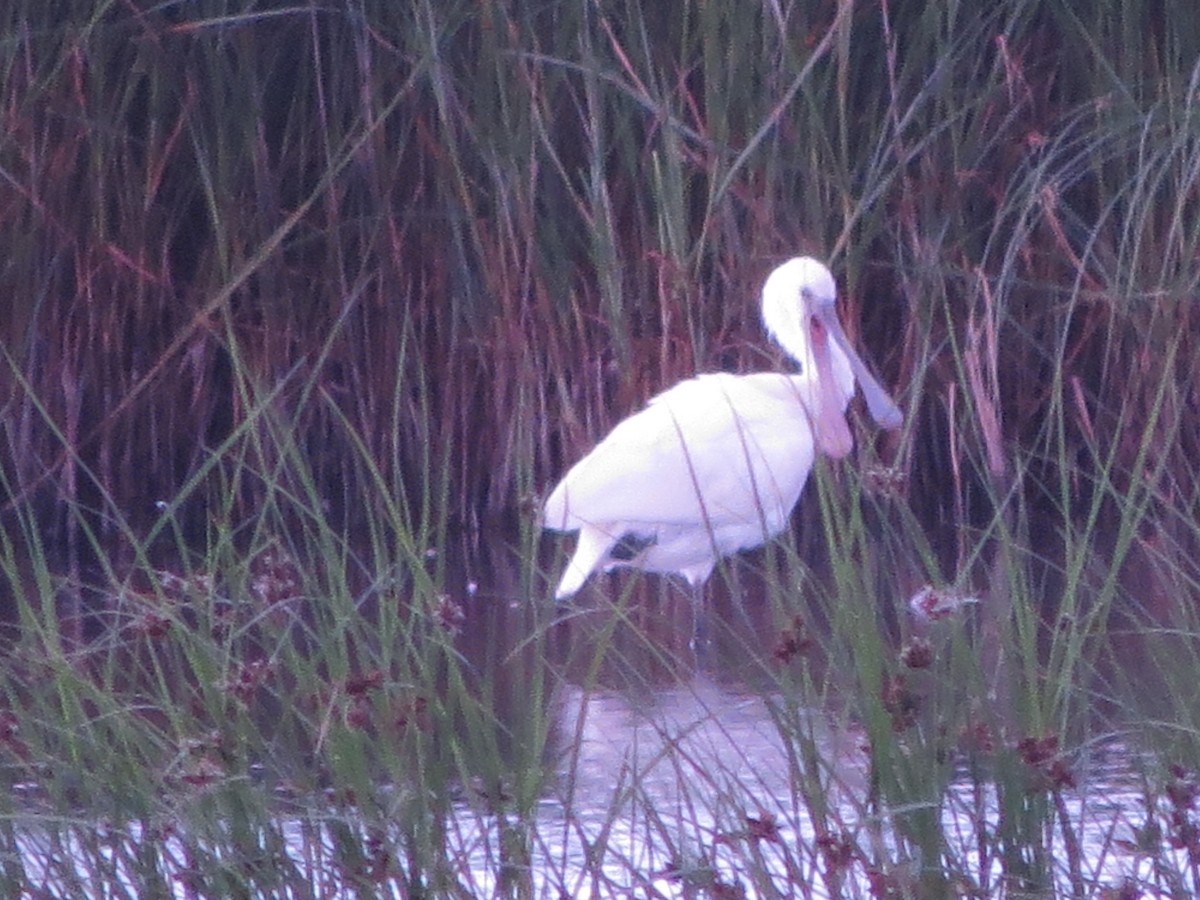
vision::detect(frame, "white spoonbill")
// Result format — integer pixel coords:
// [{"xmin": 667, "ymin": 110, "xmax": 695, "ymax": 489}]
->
[{"xmin": 542, "ymin": 257, "xmax": 903, "ymax": 601}]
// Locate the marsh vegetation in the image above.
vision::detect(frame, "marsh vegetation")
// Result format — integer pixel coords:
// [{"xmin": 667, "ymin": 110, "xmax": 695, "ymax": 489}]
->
[{"xmin": 1, "ymin": 1, "xmax": 1199, "ymax": 896}]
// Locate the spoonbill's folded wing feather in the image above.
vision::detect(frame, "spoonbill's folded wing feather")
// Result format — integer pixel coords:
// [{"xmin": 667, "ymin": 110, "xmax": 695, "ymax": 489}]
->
[{"xmin": 543, "ymin": 373, "xmax": 816, "ymax": 535}]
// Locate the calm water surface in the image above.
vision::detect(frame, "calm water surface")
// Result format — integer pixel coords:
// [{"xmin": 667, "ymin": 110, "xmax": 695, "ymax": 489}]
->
[{"xmin": 12, "ymin": 528, "xmax": 1186, "ymax": 897}]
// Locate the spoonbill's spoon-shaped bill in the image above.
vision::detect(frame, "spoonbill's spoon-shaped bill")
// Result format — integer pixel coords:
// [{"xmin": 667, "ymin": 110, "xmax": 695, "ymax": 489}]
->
[{"xmin": 543, "ymin": 257, "xmax": 902, "ymax": 600}]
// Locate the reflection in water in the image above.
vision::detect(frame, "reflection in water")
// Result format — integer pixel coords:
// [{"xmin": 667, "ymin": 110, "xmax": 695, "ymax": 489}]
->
[
  {"xmin": 543, "ymin": 683, "xmax": 1161, "ymax": 898},
  {"xmin": 13, "ymin": 673, "xmax": 1161, "ymax": 897},
  {"xmin": 558, "ymin": 676, "xmax": 864, "ymax": 823},
  {"xmin": 9, "ymin": 525, "xmax": 1196, "ymax": 896},
  {"xmin": 549, "ymin": 676, "xmax": 865, "ymax": 893},
  {"xmin": 453, "ymin": 527, "xmax": 1186, "ymax": 895}
]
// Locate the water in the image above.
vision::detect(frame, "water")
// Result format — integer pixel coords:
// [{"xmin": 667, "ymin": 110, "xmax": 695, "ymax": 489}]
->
[
  {"xmin": 6, "ymin": 531, "xmax": 1193, "ymax": 897},
  {"xmin": 10, "ymin": 676, "xmax": 1166, "ymax": 897}
]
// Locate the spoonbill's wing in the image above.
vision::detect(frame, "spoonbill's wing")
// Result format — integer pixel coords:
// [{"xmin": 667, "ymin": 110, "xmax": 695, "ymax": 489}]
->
[{"xmin": 543, "ymin": 373, "xmax": 816, "ymax": 535}]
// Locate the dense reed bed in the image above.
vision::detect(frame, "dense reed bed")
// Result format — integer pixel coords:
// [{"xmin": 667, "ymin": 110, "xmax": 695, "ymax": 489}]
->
[{"xmin": 1, "ymin": 0, "xmax": 1199, "ymax": 896}]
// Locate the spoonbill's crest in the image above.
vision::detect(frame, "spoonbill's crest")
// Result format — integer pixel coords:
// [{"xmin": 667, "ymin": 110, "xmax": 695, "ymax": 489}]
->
[{"xmin": 542, "ymin": 257, "xmax": 902, "ymax": 600}]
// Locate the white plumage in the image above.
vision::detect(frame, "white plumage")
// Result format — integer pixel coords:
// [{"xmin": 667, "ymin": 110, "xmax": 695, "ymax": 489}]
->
[{"xmin": 543, "ymin": 257, "xmax": 902, "ymax": 600}]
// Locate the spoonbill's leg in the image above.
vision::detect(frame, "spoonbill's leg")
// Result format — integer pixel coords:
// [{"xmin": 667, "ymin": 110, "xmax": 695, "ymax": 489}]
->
[{"xmin": 687, "ymin": 579, "xmax": 710, "ymax": 655}]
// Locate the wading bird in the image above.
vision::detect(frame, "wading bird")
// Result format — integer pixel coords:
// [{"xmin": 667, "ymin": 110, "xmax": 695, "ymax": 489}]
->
[{"xmin": 542, "ymin": 257, "xmax": 902, "ymax": 601}]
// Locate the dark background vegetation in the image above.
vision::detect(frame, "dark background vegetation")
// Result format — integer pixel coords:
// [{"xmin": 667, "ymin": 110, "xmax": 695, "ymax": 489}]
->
[{"xmin": 1, "ymin": 1, "xmax": 1197, "ymax": 592}]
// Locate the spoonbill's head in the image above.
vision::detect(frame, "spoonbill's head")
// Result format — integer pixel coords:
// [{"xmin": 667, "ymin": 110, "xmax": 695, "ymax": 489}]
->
[{"xmin": 761, "ymin": 257, "xmax": 903, "ymax": 458}]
